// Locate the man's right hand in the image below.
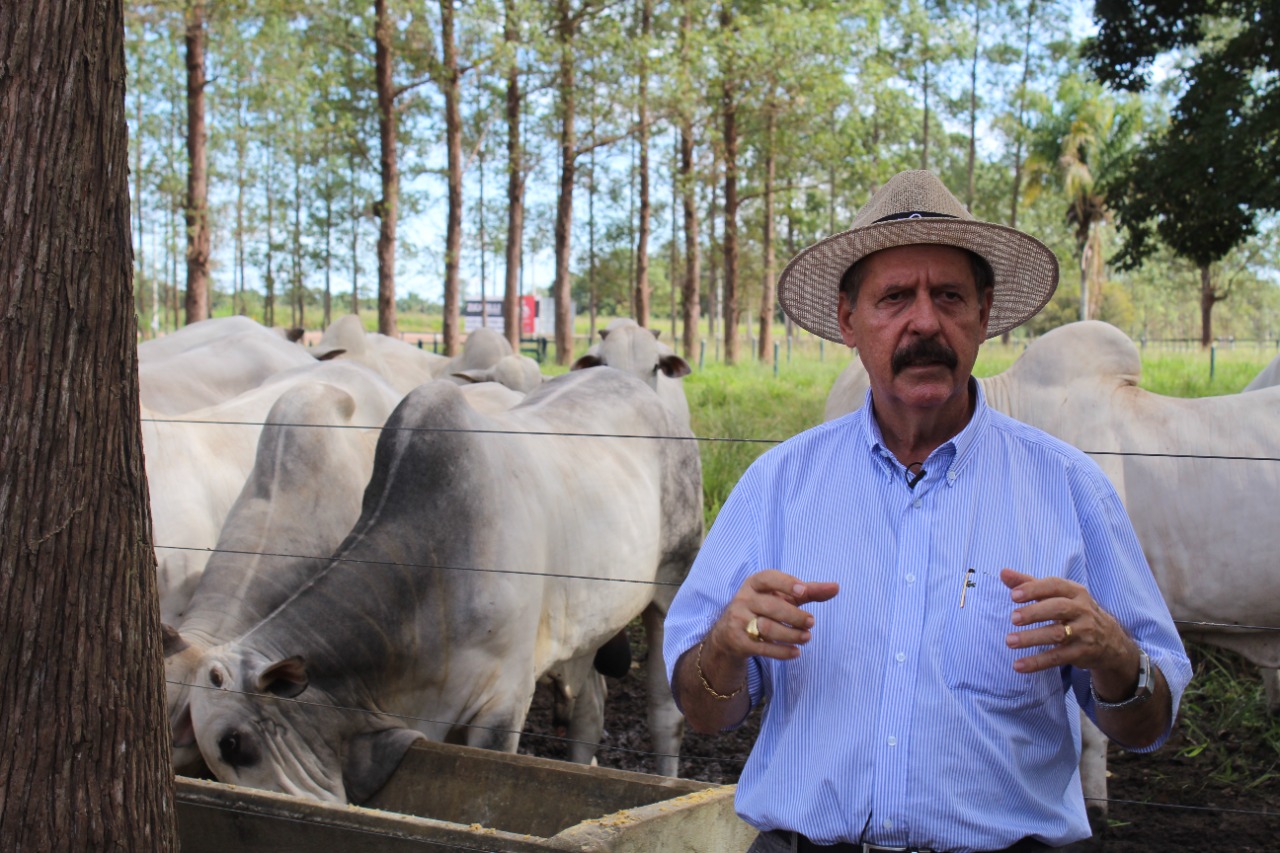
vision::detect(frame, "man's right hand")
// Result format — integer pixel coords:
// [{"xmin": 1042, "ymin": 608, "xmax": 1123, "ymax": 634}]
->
[{"xmin": 675, "ymin": 571, "xmax": 838, "ymax": 733}]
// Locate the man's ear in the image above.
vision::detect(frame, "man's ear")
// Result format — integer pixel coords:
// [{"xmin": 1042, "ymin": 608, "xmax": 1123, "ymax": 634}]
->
[{"xmin": 836, "ymin": 291, "xmax": 858, "ymax": 348}]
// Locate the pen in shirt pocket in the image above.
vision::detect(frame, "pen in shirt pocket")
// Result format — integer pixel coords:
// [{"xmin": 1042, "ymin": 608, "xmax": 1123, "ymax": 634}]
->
[{"xmin": 959, "ymin": 567, "xmax": 976, "ymax": 608}]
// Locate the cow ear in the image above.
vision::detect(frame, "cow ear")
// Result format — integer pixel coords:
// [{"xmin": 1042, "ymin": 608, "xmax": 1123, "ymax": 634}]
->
[
  {"xmin": 649, "ymin": 328, "xmax": 661, "ymax": 339},
  {"xmin": 451, "ymin": 369, "xmax": 487, "ymax": 384},
  {"xmin": 657, "ymin": 354, "xmax": 692, "ymax": 379},
  {"xmin": 314, "ymin": 347, "xmax": 347, "ymax": 361},
  {"xmin": 343, "ymin": 727, "xmax": 425, "ymax": 804},
  {"xmin": 598, "ymin": 329, "xmax": 610, "ymax": 340},
  {"xmin": 256, "ymin": 656, "xmax": 309, "ymax": 698},
  {"xmin": 162, "ymin": 623, "xmax": 190, "ymax": 657},
  {"xmin": 570, "ymin": 354, "xmax": 604, "ymax": 372}
]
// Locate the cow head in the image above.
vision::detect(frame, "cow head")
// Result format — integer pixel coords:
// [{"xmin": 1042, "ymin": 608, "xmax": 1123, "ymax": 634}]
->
[
  {"xmin": 162, "ymin": 623, "xmax": 208, "ymax": 772},
  {"xmin": 570, "ymin": 324, "xmax": 691, "ymax": 386},
  {"xmin": 188, "ymin": 644, "xmax": 423, "ymax": 804}
]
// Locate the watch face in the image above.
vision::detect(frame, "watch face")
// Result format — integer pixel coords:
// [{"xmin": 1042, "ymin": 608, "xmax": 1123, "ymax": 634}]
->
[{"xmin": 1136, "ymin": 649, "xmax": 1154, "ymax": 698}]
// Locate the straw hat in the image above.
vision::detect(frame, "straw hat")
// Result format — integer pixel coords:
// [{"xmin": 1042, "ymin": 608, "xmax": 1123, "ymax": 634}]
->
[{"xmin": 777, "ymin": 170, "xmax": 1059, "ymax": 341}]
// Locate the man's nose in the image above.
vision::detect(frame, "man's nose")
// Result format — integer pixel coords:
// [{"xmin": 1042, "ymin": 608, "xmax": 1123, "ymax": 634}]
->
[{"xmin": 904, "ymin": 295, "xmax": 943, "ymax": 335}]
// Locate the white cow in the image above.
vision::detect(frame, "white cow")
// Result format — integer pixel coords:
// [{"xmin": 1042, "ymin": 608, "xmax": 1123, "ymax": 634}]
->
[
  {"xmin": 308, "ymin": 314, "xmax": 449, "ymax": 393},
  {"xmin": 163, "ymin": 374, "xmax": 522, "ymax": 771},
  {"xmin": 1244, "ymin": 350, "xmax": 1280, "ymax": 392},
  {"xmin": 144, "ymin": 362, "xmax": 400, "ymax": 622},
  {"xmin": 139, "ymin": 316, "xmax": 315, "ymax": 414},
  {"xmin": 187, "ymin": 369, "xmax": 703, "ymax": 803},
  {"xmin": 453, "ymin": 353, "xmax": 545, "ymax": 394},
  {"xmin": 826, "ymin": 321, "xmax": 1280, "ymax": 825},
  {"xmin": 571, "ymin": 320, "xmax": 693, "ymax": 428}
]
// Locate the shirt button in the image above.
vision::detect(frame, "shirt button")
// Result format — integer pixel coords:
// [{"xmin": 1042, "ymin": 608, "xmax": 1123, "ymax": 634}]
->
[
  {"xmin": 887, "ymin": 736, "xmax": 898, "ymax": 746},
  {"xmin": 905, "ymin": 573, "xmax": 916, "ymax": 583},
  {"xmin": 913, "ymin": 498, "xmax": 922, "ymax": 508},
  {"xmin": 882, "ymin": 819, "xmax": 893, "ymax": 830},
  {"xmin": 895, "ymin": 652, "xmax": 906, "ymax": 663},
  {"xmin": 947, "ymin": 469, "xmax": 958, "ymax": 481}
]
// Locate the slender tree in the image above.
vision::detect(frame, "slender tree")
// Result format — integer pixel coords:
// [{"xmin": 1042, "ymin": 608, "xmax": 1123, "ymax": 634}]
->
[
  {"xmin": 1, "ymin": 2, "xmax": 177, "ymax": 849},
  {"xmin": 183, "ymin": 0, "xmax": 210, "ymax": 323}
]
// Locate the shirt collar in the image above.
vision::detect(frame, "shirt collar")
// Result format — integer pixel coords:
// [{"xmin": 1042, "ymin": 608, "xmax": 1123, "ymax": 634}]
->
[{"xmin": 857, "ymin": 378, "xmax": 990, "ymax": 485}]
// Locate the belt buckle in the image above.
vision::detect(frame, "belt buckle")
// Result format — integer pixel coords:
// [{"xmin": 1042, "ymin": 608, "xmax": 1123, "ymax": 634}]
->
[{"xmin": 861, "ymin": 845, "xmax": 932, "ymax": 853}]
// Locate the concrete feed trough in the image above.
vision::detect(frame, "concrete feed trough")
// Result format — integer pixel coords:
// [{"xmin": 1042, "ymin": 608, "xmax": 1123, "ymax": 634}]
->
[{"xmin": 176, "ymin": 740, "xmax": 754, "ymax": 852}]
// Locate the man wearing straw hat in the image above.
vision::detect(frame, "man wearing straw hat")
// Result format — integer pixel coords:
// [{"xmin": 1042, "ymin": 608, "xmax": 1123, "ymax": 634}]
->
[{"xmin": 664, "ymin": 171, "xmax": 1191, "ymax": 853}]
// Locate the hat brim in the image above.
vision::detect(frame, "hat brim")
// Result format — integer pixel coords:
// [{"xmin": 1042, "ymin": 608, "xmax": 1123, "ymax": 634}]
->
[{"xmin": 777, "ymin": 218, "xmax": 1060, "ymax": 342}]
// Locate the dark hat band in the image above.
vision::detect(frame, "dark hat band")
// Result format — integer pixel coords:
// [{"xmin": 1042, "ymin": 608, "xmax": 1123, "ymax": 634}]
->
[{"xmin": 872, "ymin": 211, "xmax": 960, "ymax": 224}]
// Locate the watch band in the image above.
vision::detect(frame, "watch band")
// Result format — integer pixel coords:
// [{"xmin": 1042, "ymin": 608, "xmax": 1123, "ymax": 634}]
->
[{"xmin": 1092, "ymin": 648, "xmax": 1154, "ymax": 710}]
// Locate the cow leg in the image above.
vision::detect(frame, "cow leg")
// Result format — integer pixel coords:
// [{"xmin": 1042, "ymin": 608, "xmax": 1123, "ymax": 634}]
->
[
  {"xmin": 1261, "ymin": 667, "xmax": 1280, "ymax": 714},
  {"xmin": 644, "ymin": 603, "xmax": 684, "ymax": 777},
  {"xmin": 566, "ymin": 670, "xmax": 606, "ymax": 766},
  {"xmin": 464, "ymin": 686, "xmax": 532, "ymax": 754},
  {"xmin": 1079, "ymin": 712, "xmax": 1108, "ymax": 836}
]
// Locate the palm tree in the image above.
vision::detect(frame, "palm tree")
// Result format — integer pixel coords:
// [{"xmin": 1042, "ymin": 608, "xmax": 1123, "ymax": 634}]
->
[{"xmin": 1025, "ymin": 75, "xmax": 1142, "ymax": 322}]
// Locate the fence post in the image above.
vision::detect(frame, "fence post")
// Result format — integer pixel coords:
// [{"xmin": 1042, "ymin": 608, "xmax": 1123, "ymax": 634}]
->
[
  {"xmin": 819, "ymin": 339, "xmax": 824, "ymax": 362},
  {"xmin": 1210, "ymin": 342, "xmax": 1216, "ymax": 381},
  {"xmin": 699, "ymin": 339, "xmax": 705, "ymax": 371},
  {"xmin": 773, "ymin": 340, "xmax": 779, "ymax": 377}
]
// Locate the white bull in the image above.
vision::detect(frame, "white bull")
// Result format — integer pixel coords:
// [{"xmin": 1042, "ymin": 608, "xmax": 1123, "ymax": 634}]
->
[
  {"xmin": 187, "ymin": 369, "xmax": 703, "ymax": 803},
  {"xmin": 164, "ymin": 375, "xmax": 520, "ymax": 771},
  {"xmin": 139, "ymin": 316, "xmax": 315, "ymax": 414},
  {"xmin": 144, "ymin": 361, "xmax": 399, "ymax": 622},
  {"xmin": 308, "ymin": 313, "xmax": 450, "ymax": 393}
]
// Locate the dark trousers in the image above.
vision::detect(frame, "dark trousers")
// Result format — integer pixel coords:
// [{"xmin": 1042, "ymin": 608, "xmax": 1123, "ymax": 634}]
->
[{"xmin": 746, "ymin": 829, "xmax": 1071, "ymax": 853}]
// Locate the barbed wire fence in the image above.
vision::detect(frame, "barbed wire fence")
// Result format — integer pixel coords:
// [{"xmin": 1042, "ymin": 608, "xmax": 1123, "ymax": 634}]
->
[{"xmin": 146, "ymin": 414, "xmax": 1280, "ymax": 830}]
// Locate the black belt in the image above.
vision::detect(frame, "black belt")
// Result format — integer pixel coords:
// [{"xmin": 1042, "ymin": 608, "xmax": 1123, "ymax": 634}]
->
[{"xmin": 772, "ymin": 830, "xmax": 1062, "ymax": 853}]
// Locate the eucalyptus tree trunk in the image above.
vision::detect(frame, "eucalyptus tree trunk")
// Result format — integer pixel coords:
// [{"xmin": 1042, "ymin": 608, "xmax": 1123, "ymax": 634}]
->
[
  {"xmin": 679, "ymin": 116, "xmax": 701, "ymax": 358},
  {"xmin": 440, "ymin": 0, "xmax": 463, "ymax": 356},
  {"xmin": 719, "ymin": 0, "xmax": 740, "ymax": 365},
  {"xmin": 552, "ymin": 0, "xmax": 578, "ymax": 365},
  {"xmin": 0, "ymin": 2, "xmax": 177, "ymax": 849},
  {"xmin": 184, "ymin": 0, "xmax": 210, "ymax": 323},
  {"xmin": 502, "ymin": 0, "xmax": 524, "ymax": 349},
  {"xmin": 633, "ymin": 0, "xmax": 653, "ymax": 327},
  {"xmin": 966, "ymin": 0, "xmax": 980, "ymax": 209},
  {"xmin": 721, "ymin": 82, "xmax": 740, "ymax": 365},
  {"xmin": 757, "ymin": 105, "xmax": 777, "ymax": 361},
  {"xmin": 1199, "ymin": 263, "xmax": 1218, "ymax": 348},
  {"xmin": 374, "ymin": 0, "xmax": 399, "ymax": 336}
]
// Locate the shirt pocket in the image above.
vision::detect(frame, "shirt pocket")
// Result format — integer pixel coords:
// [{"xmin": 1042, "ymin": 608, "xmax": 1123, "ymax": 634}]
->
[{"xmin": 941, "ymin": 569, "xmax": 1057, "ymax": 705}]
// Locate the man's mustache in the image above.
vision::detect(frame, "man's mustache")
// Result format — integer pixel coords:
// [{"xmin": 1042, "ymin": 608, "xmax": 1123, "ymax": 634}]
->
[{"xmin": 892, "ymin": 338, "xmax": 958, "ymax": 374}]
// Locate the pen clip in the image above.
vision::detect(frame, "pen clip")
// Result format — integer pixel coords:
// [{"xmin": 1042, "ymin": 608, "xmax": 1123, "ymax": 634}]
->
[{"xmin": 959, "ymin": 567, "xmax": 976, "ymax": 608}]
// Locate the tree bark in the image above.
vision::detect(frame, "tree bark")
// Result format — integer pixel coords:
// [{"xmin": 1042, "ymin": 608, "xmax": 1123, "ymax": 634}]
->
[
  {"xmin": 552, "ymin": 0, "xmax": 577, "ymax": 365},
  {"xmin": 184, "ymin": 0, "xmax": 210, "ymax": 323},
  {"xmin": 679, "ymin": 113, "xmax": 701, "ymax": 359},
  {"xmin": 1200, "ymin": 263, "xmax": 1217, "ymax": 348},
  {"xmin": 757, "ymin": 105, "xmax": 777, "ymax": 361},
  {"xmin": 721, "ymin": 74, "xmax": 740, "ymax": 365},
  {"xmin": 374, "ymin": 0, "xmax": 399, "ymax": 336},
  {"xmin": 440, "ymin": 0, "xmax": 463, "ymax": 356},
  {"xmin": 502, "ymin": 0, "xmax": 524, "ymax": 349},
  {"xmin": 633, "ymin": 0, "xmax": 653, "ymax": 327},
  {"xmin": 967, "ymin": 0, "xmax": 980, "ymax": 209},
  {"xmin": 0, "ymin": 2, "xmax": 178, "ymax": 850}
]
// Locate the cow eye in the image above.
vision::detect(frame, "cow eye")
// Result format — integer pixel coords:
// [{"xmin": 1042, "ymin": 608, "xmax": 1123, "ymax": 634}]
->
[{"xmin": 210, "ymin": 670, "xmax": 223, "ymax": 688}]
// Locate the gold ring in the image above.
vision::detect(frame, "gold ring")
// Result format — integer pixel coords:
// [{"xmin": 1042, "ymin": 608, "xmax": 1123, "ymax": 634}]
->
[
  {"xmin": 745, "ymin": 617, "xmax": 763, "ymax": 642},
  {"xmin": 1062, "ymin": 623, "xmax": 1073, "ymax": 643}
]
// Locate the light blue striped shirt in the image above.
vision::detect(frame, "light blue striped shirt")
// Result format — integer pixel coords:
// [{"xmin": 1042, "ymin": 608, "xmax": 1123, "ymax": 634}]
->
[{"xmin": 666, "ymin": 382, "xmax": 1191, "ymax": 851}]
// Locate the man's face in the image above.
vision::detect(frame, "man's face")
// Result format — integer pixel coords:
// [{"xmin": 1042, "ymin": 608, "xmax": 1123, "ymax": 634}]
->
[{"xmin": 837, "ymin": 243, "xmax": 993, "ymax": 415}]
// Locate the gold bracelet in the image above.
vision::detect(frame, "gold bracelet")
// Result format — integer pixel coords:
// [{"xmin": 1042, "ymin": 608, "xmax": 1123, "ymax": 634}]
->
[{"xmin": 696, "ymin": 640, "xmax": 745, "ymax": 701}]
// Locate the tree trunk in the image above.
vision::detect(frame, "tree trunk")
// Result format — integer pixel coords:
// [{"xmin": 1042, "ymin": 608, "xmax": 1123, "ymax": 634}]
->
[
  {"xmin": 967, "ymin": 1, "xmax": 980, "ymax": 209},
  {"xmin": 374, "ymin": 0, "xmax": 398, "ymax": 336},
  {"xmin": 721, "ymin": 89, "xmax": 740, "ymax": 365},
  {"xmin": 680, "ymin": 119, "xmax": 701, "ymax": 360},
  {"xmin": 1077, "ymin": 231, "xmax": 1089, "ymax": 323},
  {"xmin": 0, "ymin": 3, "xmax": 178, "ymax": 850},
  {"xmin": 720, "ymin": 5, "xmax": 740, "ymax": 365},
  {"xmin": 633, "ymin": 0, "xmax": 653, "ymax": 327},
  {"xmin": 440, "ymin": 0, "xmax": 463, "ymax": 356},
  {"xmin": 552, "ymin": 0, "xmax": 577, "ymax": 365},
  {"xmin": 921, "ymin": 56, "xmax": 930, "ymax": 171},
  {"xmin": 502, "ymin": 0, "xmax": 524, "ymax": 349},
  {"xmin": 184, "ymin": 0, "xmax": 210, "ymax": 323},
  {"xmin": 1200, "ymin": 263, "xmax": 1216, "ymax": 348},
  {"xmin": 757, "ymin": 106, "xmax": 777, "ymax": 361}
]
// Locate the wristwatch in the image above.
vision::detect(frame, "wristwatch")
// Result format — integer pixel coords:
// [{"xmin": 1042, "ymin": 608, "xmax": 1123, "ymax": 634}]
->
[{"xmin": 1092, "ymin": 648, "xmax": 1154, "ymax": 710}]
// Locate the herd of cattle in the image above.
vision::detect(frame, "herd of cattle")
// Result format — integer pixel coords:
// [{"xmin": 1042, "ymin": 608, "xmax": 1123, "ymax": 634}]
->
[{"xmin": 145, "ymin": 315, "xmax": 1280, "ymax": 811}]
